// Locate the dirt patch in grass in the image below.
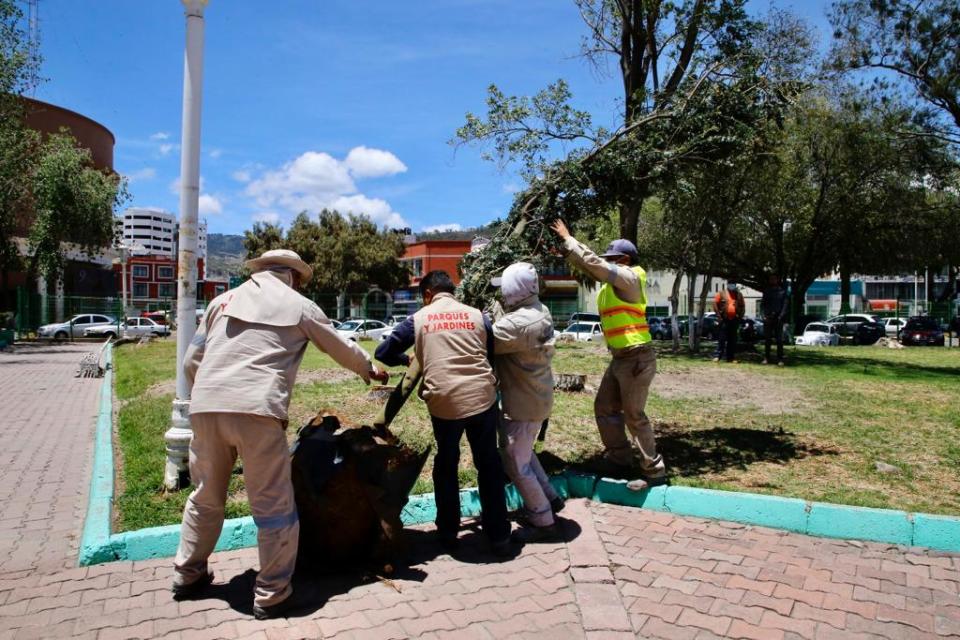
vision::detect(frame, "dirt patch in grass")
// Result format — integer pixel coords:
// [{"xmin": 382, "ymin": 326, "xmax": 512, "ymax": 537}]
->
[{"xmin": 652, "ymin": 366, "xmax": 805, "ymax": 414}]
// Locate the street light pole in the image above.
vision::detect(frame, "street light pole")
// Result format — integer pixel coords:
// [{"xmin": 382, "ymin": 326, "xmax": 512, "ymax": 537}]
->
[{"xmin": 165, "ymin": 0, "xmax": 208, "ymax": 490}]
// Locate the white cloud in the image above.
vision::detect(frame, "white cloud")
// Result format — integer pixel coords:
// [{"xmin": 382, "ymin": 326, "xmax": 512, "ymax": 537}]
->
[
  {"xmin": 502, "ymin": 182, "xmax": 522, "ymax": 194},
  {"xmin": 232, "ymin": 169, "xmax": 251, "ymax": 183},
  {"xmin": 125, "ymin": 167, "xmax": 157, "ymax": 183},
  {"xmin": 150, "ymin": 132, "xmax": 170, "ymax": 141},
  {"xmin": 344, "ymin": 146, "xmax": 407, "ymax": 178},
  {"xmin": 159, "ymin": 143, "xmax": 176, "ymax": 156},
  {"xmin": 209, "ymin": 148, "xmax": 223, "ymax": 159},
  {"xmin": 198, "ymin": 194, "xmax": 223, "ymax": 216},
  {"xmin": 244, "ymin": 148, "xmax": 408, "ymax": 227},
  {"xmin": 252, "ymin": 211, "xmax": 281, "ymax": 225},
  {"xmin": 423, "ymin": 223, "xmax": 463, "ymax": 233}
]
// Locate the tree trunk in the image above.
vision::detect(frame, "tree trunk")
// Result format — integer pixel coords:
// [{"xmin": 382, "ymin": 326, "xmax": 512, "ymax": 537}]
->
[
  {"xmin": 791, "ymin": 284, "xmax": 808, "ymax": 331},
  {"xmin": 669, "ymin": 273, "xmax": 683, "ymax": 352},
  {"xmin": 619, "ymin": 199, "xmax": 642, "ymax": 246},
  {"xmin": 839, "ymin": 266, "xmax": 851, "ymax": 314},
  {"xmin": 686, "ymin": 271, "xmax": 697, "ymax": 352},
  {"xmin": 697, "ymin": 271, "xmax": 713, "ymax": 348}
]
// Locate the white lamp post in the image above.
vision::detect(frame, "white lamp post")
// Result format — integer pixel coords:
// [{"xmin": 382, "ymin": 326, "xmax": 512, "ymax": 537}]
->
[
  {"xmin": 165, "ymin": 0, "xmax": 208, "ymax": 490},
  {"xmin": 116, "ymin": 240, "xmax": 145, "ymax": 318}
]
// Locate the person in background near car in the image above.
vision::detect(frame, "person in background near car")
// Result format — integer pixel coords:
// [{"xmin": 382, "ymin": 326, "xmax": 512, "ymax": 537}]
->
[
  {"xmin": 174, "ymin": 250, "xmax": 388, "ymax": 619},
  {"xmin": 550, "ymin": 220, "xmax": 666, "ymax": 492},
  {"xmin": 713, "ymin": 281, "xmax": 745, "ymax": 363},
  {"xmin": 375, "ymin": 271, "xmax": 513, "ymax": 556},
  {"xmin": 761, "ymin": 274, "xmax": 789, "ymax": 366},
  {"xmin": 490, "ymin": 263, "xmax": 564, "ymax": 543}
]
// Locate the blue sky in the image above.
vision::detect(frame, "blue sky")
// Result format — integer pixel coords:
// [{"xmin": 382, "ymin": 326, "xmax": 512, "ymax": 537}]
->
[{"xmin": 33, "ymin": 0, "xmax": 832, "ymax": 235}]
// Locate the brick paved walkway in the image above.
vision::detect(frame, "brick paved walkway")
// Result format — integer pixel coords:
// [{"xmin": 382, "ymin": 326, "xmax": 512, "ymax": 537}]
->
[
  {"xmin": 1, "ymin": 498, "xmax": 958, "ymax": 638},
  {"xmin": 1, "ymin": 343, "xmax": 958, "ymax": 638},
  {"xmin": 0, "ymin": 343, "xmax": 103, "ymax": 576}
]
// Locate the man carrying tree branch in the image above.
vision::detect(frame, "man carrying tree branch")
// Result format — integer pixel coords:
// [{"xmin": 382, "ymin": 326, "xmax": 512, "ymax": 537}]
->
[{"xmin": 551, "ymin": 220, "xmax": 667, "ymax": 491}]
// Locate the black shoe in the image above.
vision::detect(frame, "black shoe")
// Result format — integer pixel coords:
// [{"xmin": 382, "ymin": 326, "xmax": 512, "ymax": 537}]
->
[
  {"xmin": 511, "ymin": 523, "xmax": 561, "ymax": 544},
  {"xmin": 171, "ymin": 570, "xmax": 214, "ymax": 601},
  {"xmin": 490, "ymin": 537, "xmax": 516, "ymax": 557},
  {"xmin": 438, "ymin": 532, "xmax": 459, "ymax": 552},
  {"xmin": 550, "ymin": 496, "xmax": 566, "ymax": 514},
  {"xmin": 252, "ymin": 591, "xmax": 301, "ymax": 620}
]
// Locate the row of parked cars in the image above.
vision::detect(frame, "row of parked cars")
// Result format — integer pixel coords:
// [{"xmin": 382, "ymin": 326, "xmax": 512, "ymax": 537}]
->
[
  {"xmin": 37, "ymin": 313, "xmax": 171, "ymax": 341},
  {"xmin": 795, "ymin": 314, "xmax": 948, "ymax": 347},
  {"xmin": 556, "ymin": 312, "xmax": 770, "ymax": 343}
]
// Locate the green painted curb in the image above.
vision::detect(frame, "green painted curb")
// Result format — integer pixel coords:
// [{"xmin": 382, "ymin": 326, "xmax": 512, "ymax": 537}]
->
[
  {"xmin": 806, "ymin": 502, "xmax": 913, "ymax": 545},
  {"xmin": 78, "ymin": 355, "xmax": 960, "ymax": 564},
  {"xmin": 912, "ymin": 513, "xmax": 960, "ymax": 553},
  {"xmin": 664, "ymin": 487, "xmax": 809, "ymax": 533}
]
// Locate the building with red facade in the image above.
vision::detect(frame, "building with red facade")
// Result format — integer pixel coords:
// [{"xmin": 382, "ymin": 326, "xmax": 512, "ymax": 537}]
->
[{"xmin": 112, "ymin": 255, "xmax": 226, "ymax": 312}]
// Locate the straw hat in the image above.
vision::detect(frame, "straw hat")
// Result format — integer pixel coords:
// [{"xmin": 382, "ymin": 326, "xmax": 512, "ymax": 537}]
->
[{"xmin": 245, "ymin": 249, "xmax": 313, "ymax": 283}]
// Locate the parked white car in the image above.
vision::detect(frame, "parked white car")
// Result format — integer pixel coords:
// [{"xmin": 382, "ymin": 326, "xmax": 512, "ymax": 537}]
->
[
  {"xmin": 85, "ymin": 317, "xmax": 170, "ymax": 339},
  {"xmin": 37, "ymin": 314, "xmax": 117, "ymax": 341},
  {"xmin": 882, "ymin": 318, "xmax": 906, "ymax": 337},
  {"xmin": 794, "ymin": 322, "xmax": 840, "ymax": 346},
  {"xmin": 336, "ymin": 319, "xmax": 389, "ymax": 341},
  {"xmin": 559, "ymin": 321, "xmax": 604, "ymax": 342}
]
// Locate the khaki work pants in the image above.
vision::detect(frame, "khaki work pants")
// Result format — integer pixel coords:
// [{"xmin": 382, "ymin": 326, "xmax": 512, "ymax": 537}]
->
[
  {"xmin": 499, "ymin": 419, "xmax": 559, "ymax": 527},
  {"xmin": 594, "ymin": 345, "xmax": 666, "ymax": 477},
  {"xmin": 174, "ymin": 413, "xmax": 298, "ymax": 608}
]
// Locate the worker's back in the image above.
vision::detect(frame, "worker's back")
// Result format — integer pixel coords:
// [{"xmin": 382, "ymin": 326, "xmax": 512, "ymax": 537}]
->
[{"xmin": 413, "ymin": 292, "xmax": 495, "ymax": 421}]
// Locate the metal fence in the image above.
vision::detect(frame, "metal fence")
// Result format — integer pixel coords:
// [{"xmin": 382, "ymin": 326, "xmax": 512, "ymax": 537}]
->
[{"xmin": 15, "ymin": 287, "xmax": 123, "ymax": 335}]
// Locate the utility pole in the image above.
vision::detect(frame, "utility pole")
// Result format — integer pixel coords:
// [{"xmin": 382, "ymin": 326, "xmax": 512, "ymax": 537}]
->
[{"xmin": 165, "ymin": 0, "xmax": 208, "ymax": 490}]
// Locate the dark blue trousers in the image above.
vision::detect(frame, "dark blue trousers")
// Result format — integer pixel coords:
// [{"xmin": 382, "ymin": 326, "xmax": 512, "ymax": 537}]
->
[{"xmin": 430, "ymin": 404, "xmax": 510, "ymax": 543}]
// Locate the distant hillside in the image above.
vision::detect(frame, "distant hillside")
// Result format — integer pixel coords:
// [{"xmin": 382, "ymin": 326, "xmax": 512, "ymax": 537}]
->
[
  {"xmin": 206, "ymin": 233, "xmax": 246, "ymax": 279},
  {"xmin": 207, "ymin": 233, "xmax": 246, "ymax": 257}
]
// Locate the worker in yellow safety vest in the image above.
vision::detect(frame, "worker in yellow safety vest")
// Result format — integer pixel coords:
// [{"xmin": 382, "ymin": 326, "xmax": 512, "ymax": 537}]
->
[{"xmin": 551, "ymin": 220, "xmax": 667, "ymax": 491}]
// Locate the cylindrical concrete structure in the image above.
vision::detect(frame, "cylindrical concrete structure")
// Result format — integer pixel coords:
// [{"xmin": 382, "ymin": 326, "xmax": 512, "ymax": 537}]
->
[{"xmin": 166, "ymin": 0, "xmax": 208, "ymax": 491}]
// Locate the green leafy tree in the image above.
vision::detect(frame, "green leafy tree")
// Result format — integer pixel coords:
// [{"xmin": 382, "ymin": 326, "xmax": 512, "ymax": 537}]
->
[
  {"xmin": 0, "ymin": 0, "xmax": 40, "ymax": 306},
  {"xmin": 454, "ymin": 0, "xmax": 758, "ymax": 244},
  {"xmin": 830, "ymin": 0, "xmax": 960, "ymax": 143},
  {"xmin": 243, "ymin": 209, "xmax": 409, "ymax": 298},
  {"xmin": 27, "ymin": 131, "xmax": 129, "ymax": 281}
]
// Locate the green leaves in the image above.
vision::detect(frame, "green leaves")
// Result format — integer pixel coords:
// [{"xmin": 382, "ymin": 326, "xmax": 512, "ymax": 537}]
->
[{"xmin": 243, "ymin": 209, "xmax": 410, "ymax": 297}]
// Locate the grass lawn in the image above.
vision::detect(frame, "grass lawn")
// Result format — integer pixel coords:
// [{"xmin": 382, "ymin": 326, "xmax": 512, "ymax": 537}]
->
[{"xmin": 112, "ymin": 336, "xmax": 960, "ymax": 531}]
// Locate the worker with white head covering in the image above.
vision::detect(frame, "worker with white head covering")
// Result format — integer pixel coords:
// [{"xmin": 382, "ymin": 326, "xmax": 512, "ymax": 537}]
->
[
  {"xmin": 172, "ymin": 249, "xmax": 388, "ymax": 619},
  {"xmin": 491, "ymin": 262, "xmax": 563, "ymax": 542}
]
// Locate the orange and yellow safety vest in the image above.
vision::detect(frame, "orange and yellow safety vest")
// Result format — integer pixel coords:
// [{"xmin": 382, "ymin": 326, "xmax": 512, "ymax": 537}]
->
[{"xmin": 598, "ymin": 266, "xmax": 651, "ymax": 349}]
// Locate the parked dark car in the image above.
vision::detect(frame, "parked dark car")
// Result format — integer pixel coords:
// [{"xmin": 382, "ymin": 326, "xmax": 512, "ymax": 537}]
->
[
  {"xmin": 899, "ymin": 317, "xmax": 945, "ymax": 346},
  {"xmin": 852, "ymin": 321, "xmax": 885, "ymax": 345}
]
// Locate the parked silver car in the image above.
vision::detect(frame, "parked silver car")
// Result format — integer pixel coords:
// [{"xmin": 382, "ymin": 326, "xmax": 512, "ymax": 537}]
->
[
  {"xmin": 85, "ymin": 317, "xmax": 170, "ymax": 339},
  {"xmin": 37, "ymin": 314, "xmax": 117, "ymax": 341}
]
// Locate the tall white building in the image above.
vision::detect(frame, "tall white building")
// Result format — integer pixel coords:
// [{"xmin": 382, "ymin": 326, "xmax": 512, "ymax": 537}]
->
[{"xmin": 116, "ymin": 207, "xmax": 207, "ymax": 259}]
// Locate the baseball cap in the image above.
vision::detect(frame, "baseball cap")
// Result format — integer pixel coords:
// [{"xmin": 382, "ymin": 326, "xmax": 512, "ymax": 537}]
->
[{"xmin": 599, "ymin": 239, "xmax": 638, "ymax": 262}]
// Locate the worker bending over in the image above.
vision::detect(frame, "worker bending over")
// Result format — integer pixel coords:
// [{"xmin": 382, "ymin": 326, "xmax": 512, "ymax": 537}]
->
[
  {"xmin": 173, "ymin": 249, "xmax": 388, "ymax": 619},
  {"xmin": 375, "ymin": 271, "xmax": 512, "ymax": 556}
]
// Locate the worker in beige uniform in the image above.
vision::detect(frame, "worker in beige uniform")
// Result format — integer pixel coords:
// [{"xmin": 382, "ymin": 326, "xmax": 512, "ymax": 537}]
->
[
  {"xmin": 172, "ymin": 249, "xmax": 388, "ymax": 619},
  {"xmin": 491, "ymin": 262, "xmax": 564, "ymax": 543},
  {"xmin": 551, "ymin": 221, "xmax": 667, "ymax": 491}
]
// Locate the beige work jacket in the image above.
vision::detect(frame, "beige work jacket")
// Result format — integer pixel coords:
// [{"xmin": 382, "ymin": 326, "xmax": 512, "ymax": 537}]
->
[
  {"xmin": 493, "ymin": 295, "xmax": 555, "ymax": 422},
  {"xmin": 185, "ymin": 271, "xmax": 373, "ymax": 421}
]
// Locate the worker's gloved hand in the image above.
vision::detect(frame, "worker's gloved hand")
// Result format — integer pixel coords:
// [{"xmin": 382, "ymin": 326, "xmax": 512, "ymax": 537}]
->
[{"xmin": 369, "ymin": 366, "xmax": 390, "ymax": 384}]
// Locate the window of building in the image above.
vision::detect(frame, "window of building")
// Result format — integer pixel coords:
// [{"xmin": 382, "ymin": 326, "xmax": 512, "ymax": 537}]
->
[
  {"xmin": 158, "ymin": 283, "xmax": 174, "ymax": 298},
  {"xmin": 411, "ymin": 258, "xmax": 423, "ymax": 278},
  {"xmin": 133, "ymin": 283, "xmax": 148, "ymax": 298},
  {"xmin": 157, "ymin": 266, "xmax": 174, "ymax": 279},
  {"xmin": 215, "ymin": 285, "xmax": 226, "ymax": 295},
  {"xmin": 132, "ymin": 265, "xmax": 149, "ymax": 278}
]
